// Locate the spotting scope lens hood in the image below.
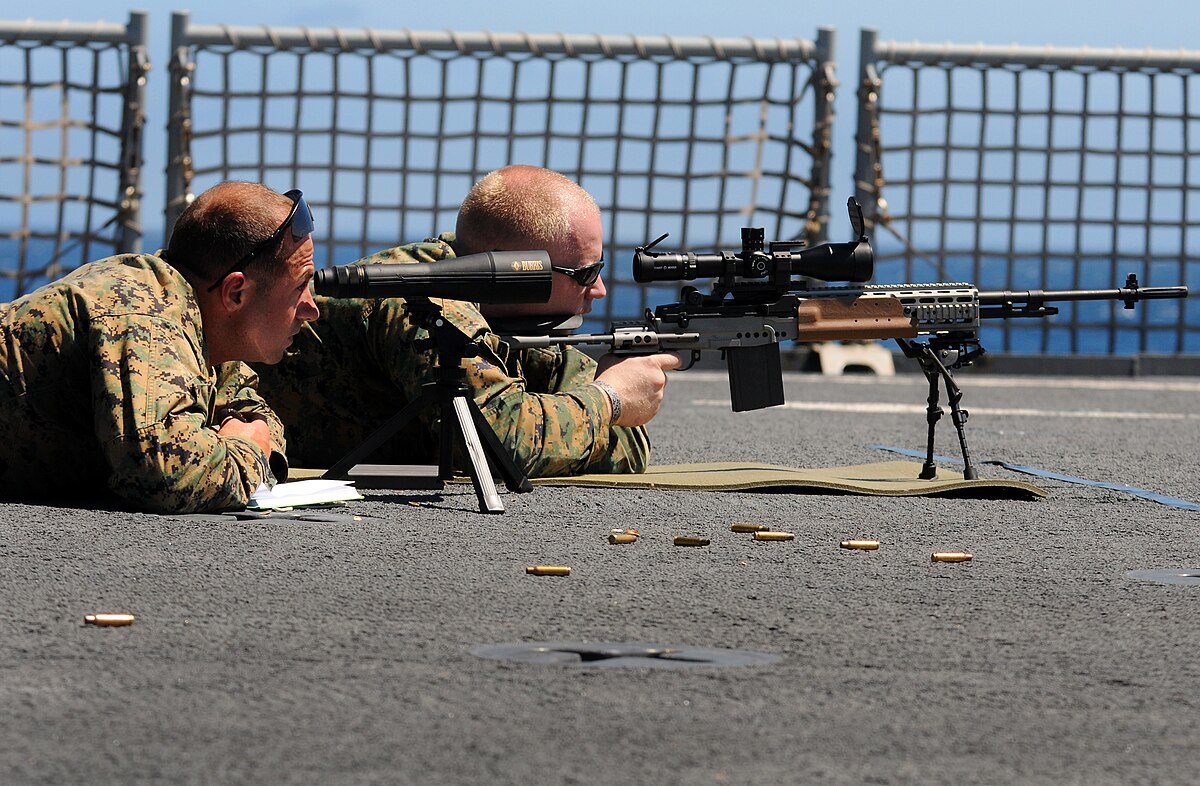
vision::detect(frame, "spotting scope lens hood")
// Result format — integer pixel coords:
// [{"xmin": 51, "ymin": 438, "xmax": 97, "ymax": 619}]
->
[{"xmin": 313, "ymin": 250, "xmax": 554, "ymax": 304}]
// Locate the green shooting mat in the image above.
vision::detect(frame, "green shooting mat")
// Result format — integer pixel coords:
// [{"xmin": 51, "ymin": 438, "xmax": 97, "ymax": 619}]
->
[
  {"xmin": 291, "ymin": 460, "xmax": 1046, "ymax": 499},
  {"xmin": 528, "ymin": 460, "xmax": 1047, "ymax": 499}
]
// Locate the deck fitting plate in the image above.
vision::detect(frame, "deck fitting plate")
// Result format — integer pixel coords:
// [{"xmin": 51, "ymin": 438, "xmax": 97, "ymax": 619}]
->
[{"xmin": 470, "ymin": 641, "xmax": 783, "ymax": 669}]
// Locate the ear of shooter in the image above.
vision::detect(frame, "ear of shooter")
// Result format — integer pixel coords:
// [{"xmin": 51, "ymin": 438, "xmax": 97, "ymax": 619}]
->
[
  {"xmin": 753, "ymin": 531, "xmax": 795, "ymax": 541},
  {"xmin": 673, "ymin": 536, "xmax": 711, "ymax": 547},
  {"xmin": 931, "ymin": 552, "xmax": 973, "ymax": 563},
  {"xmin": 84, "ymin": 613, "xmax": 135, "ymax": 627},
  {"xmin": 526, "ymin": 565, "xmax": 571, "ymax": 576},
  {"xmin": 840, "ymin": 539, "xmax": 881, "ymax": 550}
]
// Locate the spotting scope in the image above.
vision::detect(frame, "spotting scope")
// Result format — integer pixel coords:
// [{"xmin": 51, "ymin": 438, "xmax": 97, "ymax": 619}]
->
[{"xmin": 313, "ymin": 251, "xmax": 554, "ymax": 304}]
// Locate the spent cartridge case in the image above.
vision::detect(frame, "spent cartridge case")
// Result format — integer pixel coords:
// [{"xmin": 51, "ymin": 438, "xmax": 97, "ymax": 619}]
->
[
  {"xmin": 673, "ymin": 536, "xmax": 711, "ymax": 547},
  {"xmin": 931, "ymin": 552, "xmax": 973, "ymax": 563},
  {"xmin": 84, "ymin": 613, "xmax": 135, "ymax": 627},
  {"xmin": 840, "ymin": 539, "xmax": 881, "ymax": 550},
  {"xmin": 753, "ymin": 531, "xmax": 795, "ymax": 541},
  {"xmin": 608, "ymin": 533, "xmax": 638, "ymax": 544},
  {"xmin": 526, "ymin": 565, "xmax": 571, "ymax": 576},
  {"xmin": 730, "ymin": 523, "xmax": 769, "ymax": 533}
]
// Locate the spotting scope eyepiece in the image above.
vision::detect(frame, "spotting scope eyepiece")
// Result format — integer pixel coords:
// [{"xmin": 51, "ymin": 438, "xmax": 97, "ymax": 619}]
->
[{"xmin": 313, "ymin": 250, "xmax": 554, "ymax": 304}]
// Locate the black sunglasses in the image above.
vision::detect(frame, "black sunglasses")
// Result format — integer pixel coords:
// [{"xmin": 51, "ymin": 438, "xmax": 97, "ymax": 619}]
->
[
  {"xmin": 551, "ymin": 258, "xmax": 604, "ymax": 287},
  {"xmin": 206, "ymin": 189, "xmax": 314, "ymax": 293}
]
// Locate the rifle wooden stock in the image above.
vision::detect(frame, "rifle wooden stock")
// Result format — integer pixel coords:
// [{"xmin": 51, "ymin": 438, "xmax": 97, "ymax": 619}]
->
[{"xmin": 794, "ymin": 296, "xmax": 918, "ymax": 342}]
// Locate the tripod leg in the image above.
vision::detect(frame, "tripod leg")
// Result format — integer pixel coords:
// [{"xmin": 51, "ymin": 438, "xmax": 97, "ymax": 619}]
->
[
  {"xmin": 449, "ymin": 396, "xmax": 505, "ymax": 514},
  {"xmin": 466, "ymin": 399, "xmax": 534, "ymax": 493},
  {"xmin": 437, "ymin": 393, "xmax": 457, "ymax": 483}
]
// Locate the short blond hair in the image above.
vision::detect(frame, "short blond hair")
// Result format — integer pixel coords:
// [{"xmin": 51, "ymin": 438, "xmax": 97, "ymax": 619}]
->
[{"xmin": 455, "ymin": 165, "xmax": 598, "ymax": 253}]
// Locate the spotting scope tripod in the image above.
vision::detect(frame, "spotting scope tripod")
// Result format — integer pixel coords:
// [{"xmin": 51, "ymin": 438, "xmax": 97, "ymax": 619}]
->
[{"xmin": 322, "ymin": 297, "xmax": 533, "ymax": 514}]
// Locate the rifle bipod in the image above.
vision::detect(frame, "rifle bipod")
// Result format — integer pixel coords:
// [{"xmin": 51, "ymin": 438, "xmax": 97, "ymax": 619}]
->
[
  {"xmin": 893, "ymin": 339, "xmax": 979, "ymax": 481},
  {"xmin": 323, "ymin": 301, "xmax": 533, "ymax": 514}
]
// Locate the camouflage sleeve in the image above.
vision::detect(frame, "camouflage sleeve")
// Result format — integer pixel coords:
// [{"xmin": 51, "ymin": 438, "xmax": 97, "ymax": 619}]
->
[
  {"xmin": 213, "ymin": 361, "xmax": 289, "ymax": 482},
  {"xmin": 92, "ymin": 315, "xmax": 276, "ymax": 513},
  {"xmin": 352, "ymin": 236, "xmax": 456, "ymax": 267},
  {"xmin": 556, "ymin": 346, "xmax": 650, "ymax": 473},
  {"xmin": 518, "ymin": 345, "xmax": 651, "ymax": 475},
  {"xmin": 462, "ymin": 333, "xmax": 650, "ymax": 478}
]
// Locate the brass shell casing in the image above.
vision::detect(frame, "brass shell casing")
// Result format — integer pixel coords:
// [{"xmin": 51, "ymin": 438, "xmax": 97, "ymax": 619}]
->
[
  {"xmin": 731, "ymin": 523, "xmax": 769, "ymax": 533},
  {"xmin": 608, "ymin": 533, "xmax": 638, "ymax": 544},
  {"xmin": 753, "ymin": 531, "xmax": 795, "ymax": 541},
  {"xmin": 526, "ymin": 565, "xmax": 571, "ymax": 576},
  {"xmin": 84, "ymin": 613, "xmax": 135, "ymax": 627},
  {"xmin": 931, "ymin": 552, "xmax": 973, "ymax": 563},
  {"xmin": 673, "ymin": 536, "xmax": 711, "ymax": 547},
  {"xmin": 840, "ymin": 539, "xmax": 881, "ymax": 550}
]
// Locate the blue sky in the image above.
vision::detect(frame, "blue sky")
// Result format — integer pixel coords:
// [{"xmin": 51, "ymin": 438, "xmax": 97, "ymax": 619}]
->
[{"xmin": 14, "ymin": 0, "xmax": 1200, "ymax": 232}]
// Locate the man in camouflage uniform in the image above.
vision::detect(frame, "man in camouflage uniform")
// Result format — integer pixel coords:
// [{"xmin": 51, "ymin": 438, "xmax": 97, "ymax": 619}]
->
[
  {"xmin": 255, "ymin": 165, "xmax": 679, "ymax": 477},
  {"xmin": 0, "ymin": 182, "xmax": 320, "ymax": 513}
]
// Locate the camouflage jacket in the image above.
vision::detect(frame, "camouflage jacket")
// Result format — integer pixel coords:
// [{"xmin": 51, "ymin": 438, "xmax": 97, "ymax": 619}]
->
[
  {"xmin": 0, "ymin": 254, "xmax": 286, "ymax": 513},
  {"xmin": 254, "ymin": 233, "xmax": 650, "ymax": 476}
]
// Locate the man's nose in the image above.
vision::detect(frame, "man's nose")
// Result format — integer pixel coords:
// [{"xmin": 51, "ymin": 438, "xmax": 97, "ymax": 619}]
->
[
  {"xmin": 588, "ymin": 275, "xmax": 607, "ymax": 300},
  {"xmin": 300, "ymin": 289, "xmax": 320, "ymax": 320}
]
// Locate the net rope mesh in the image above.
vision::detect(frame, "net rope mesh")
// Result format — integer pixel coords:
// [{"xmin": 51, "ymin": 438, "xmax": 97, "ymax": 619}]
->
[
  {"xmin": 0, "ymin": 26, "xmax": 142, "ymax": 301},
  {"xmin": 860, "ymin": 52, "xmax": 1200, "ymax": 354},
  {"xmin": 175, "ymin": 27, "xmax": 830, "ymax": 328}
]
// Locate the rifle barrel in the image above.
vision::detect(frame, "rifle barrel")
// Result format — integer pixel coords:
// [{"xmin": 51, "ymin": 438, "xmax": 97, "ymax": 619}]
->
[{"xmin": 978, "ymin": 285, "xmax": 1188, "ymax": 305}]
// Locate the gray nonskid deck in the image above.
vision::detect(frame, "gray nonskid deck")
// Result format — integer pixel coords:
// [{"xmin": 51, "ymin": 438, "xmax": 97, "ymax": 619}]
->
[{"xmin": 2, "ymin": 371, "xmax": 1198, "ymax": 785}]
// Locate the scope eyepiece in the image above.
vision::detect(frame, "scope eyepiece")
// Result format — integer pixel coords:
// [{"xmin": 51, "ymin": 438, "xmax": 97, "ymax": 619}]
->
[{"xmin": 312, "ymin": 250, "xmax": 554, "ymax": 304}]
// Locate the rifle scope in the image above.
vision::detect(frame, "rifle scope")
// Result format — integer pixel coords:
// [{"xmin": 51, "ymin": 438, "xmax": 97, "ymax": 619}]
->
[
  {"xmin": 313, "ymin": 250, "xmax": 553, "ymax": 304},
  {"xmin": 632, "ymin": 198, "xmax": 874, "ymax": 284},
  {"xmin": 633, "ymin": 238, "xmax": 873, "ymax": 284}
]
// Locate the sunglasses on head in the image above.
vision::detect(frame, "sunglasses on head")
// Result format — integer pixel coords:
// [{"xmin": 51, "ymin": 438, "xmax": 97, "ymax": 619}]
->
[
  {"xmin": 206, "ymin": 189, "xmax": 314, "ymax": 293},
  {"xmin": 551, "ymin": 258, "xmax": 604, "ymax": 287}
]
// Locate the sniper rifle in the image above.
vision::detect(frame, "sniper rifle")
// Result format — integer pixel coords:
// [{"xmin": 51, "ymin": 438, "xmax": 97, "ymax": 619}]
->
[{"xmin": 504, "ymin": 198, "xmax": 1190, "ymax": 481}]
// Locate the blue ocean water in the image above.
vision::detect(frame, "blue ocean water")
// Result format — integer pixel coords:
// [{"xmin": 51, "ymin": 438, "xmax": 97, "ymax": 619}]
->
[{"xmin": 3, "ymin": 235, "xmax": 1196, "ymax": 355}]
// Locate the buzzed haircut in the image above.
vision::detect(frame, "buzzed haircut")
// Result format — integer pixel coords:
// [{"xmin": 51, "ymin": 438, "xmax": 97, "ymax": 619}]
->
[
  {"xmin": 165, "ymin": 181, "xmax": 295, "ymax": 283},
  {"xmin": 455, "ymin": 166, "xmax": 599, "ymax": 254}
]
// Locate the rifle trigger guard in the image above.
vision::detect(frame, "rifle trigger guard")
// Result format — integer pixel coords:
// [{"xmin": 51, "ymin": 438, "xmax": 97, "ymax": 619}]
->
[{"xmin": 679, "ymin": 350, "xmax": 701, "ymax": 371}]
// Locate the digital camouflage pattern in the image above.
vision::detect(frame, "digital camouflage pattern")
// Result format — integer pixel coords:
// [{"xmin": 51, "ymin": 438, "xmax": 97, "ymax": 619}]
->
[
  {"xmin": 254, "ymin": 233, "xmax": 650, "ymax": 476},
  {"xmin": 0, "ymin": 254, "xmax": 286, "ymax": 513}
]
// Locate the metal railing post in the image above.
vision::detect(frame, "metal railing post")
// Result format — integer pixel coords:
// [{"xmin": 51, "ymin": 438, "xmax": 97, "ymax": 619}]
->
[
  {"xmin": 807, "ymin": 26, "xmax": 836, "ymax": 244},
  {"xmin": 165, "ymin": 10, "xmax": 193, "ymax": 235},
  {"xmin": 116, "ymin": 9, "xmax": 149, "ymax": 252},
  {"xmin": 855, "ymin": 28, "xmax": 881, "ymax": 230}
]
